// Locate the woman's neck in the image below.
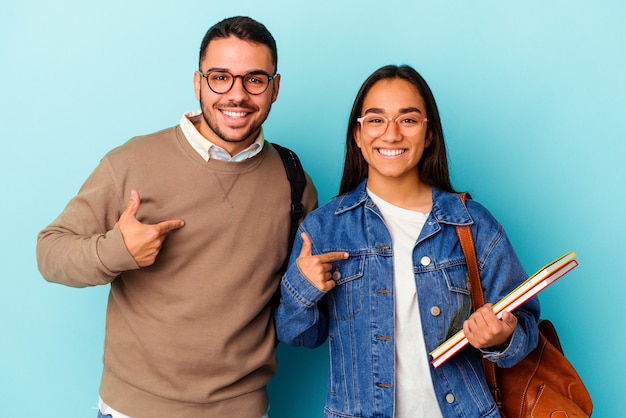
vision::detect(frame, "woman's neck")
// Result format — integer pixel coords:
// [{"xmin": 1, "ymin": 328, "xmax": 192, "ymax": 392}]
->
[{"xmin": 366, "ymin": 175, "xmax": 432, "ymax": 212}]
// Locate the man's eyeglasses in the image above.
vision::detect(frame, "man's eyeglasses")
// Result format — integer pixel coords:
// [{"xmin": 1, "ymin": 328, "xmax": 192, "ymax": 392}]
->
[
  {"xmin": 198, "ymin": 70, "xmax": 275, "ymax": 95},
  {"xmin": 356, "ymin": 113, "xmax": 428, "ymax": 138}
]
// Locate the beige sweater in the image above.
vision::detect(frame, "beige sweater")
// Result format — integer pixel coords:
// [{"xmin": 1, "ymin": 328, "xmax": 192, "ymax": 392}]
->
[{"xmin": 36, "ymin": 126, "xmax": 317, "ymax": 417}]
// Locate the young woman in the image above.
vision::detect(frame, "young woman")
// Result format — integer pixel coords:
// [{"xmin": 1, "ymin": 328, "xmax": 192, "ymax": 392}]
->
[{"xmin": 274, "ymin": 65, "xmax": 539, "ymax": 418}]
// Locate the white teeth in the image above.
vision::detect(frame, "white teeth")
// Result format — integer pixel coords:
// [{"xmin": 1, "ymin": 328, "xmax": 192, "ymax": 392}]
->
[
  {"xmin": 378, "ymin": 148, "xmax": 404, "ymax": 156},
  {"xmin": 223, "ymin": 111, "xmax": 247, "ymax": 118}
]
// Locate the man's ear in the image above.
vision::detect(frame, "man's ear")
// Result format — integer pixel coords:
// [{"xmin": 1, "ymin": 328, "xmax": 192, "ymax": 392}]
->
[
  {"xmin": 270, "ymin": 73, "xmax": 281, "ymax": 103},
  {"xmin": 193, "ymin": 71, "xmax": 202, "ymax": 101}
]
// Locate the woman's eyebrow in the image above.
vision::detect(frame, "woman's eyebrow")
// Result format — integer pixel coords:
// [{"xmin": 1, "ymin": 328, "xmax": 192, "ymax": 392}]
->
[
  {"xmin": 399, "ymin": 107, "xmax": 424, "ymax": 114},
  {"xmin": 362, "ymin": 107, "xmax": 385, "ymax": 115},
  {"xmin": 362, "ymin": 106, "xmax": 424, "ymax": 115}
]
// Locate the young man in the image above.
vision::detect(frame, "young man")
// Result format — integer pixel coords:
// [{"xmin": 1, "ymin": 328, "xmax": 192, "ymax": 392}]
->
[{"xmin": 36, "ymin": 16, "xmax": 317, "ymax": 418}]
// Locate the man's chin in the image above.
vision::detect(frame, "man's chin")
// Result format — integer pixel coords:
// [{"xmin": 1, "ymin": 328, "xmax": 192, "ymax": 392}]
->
[
  {"xmin": 203, "ymin": 114, "xmax": 262, "ymax": 146},
  {"xmin": 221, "ymin": 133, "xmax": 251, "ymax": 143},
  {"xmin": 218, "ymin": 127, "xmax": 260, "ymax": 145}
]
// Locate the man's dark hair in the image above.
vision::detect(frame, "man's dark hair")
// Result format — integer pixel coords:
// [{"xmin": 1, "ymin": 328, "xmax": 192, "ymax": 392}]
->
[{"xmin": 199, "ymin": 16, "xmax": 278, "ymax": 72}]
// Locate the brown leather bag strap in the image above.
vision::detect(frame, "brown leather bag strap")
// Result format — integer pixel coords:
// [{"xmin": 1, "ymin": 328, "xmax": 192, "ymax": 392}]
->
[
  {"xmin": 455, "ymin": 193, "xmax": 502, "ymax": 410},
  {"xmin": 455, "ymin": 195, "xmax": 484, "ymax": 309}
]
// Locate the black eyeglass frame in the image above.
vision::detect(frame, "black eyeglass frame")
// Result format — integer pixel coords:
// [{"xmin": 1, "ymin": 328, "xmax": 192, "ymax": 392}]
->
[{"xmin": 198, "ymin": 70, "xmax": 276, "ymax": 95}]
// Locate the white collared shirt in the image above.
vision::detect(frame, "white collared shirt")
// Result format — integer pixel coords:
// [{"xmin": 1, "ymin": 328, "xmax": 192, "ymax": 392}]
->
[{"xmin": 179, "ymin": 110, "xmax": 264, "ymax": 162}]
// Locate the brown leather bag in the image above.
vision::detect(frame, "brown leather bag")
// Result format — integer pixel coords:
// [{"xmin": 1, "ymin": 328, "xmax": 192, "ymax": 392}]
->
[{"xmin": 456, "ymin": 193, "xmax": 593, "ymax": 417}]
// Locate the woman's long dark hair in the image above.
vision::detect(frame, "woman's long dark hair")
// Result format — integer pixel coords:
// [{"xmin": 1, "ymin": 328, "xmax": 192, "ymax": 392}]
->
[{"xmin": 339, "ymin": 65, "xmax": 455, "ymax": 195}]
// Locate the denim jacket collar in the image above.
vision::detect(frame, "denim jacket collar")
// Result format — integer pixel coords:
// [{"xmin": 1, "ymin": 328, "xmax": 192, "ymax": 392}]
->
[{"xmin": 334, "ymin": 179, "xmax": 474, "ymax": 227}]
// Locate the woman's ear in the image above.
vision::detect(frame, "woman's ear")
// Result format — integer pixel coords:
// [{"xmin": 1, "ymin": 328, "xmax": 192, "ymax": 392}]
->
[
  {"xmin": 353, "ymin": 126, "xmax": 362, "ymax": 148},
  {"xmin": 425, "ymin": 130, "xmax": 434, "ymax": 148}
]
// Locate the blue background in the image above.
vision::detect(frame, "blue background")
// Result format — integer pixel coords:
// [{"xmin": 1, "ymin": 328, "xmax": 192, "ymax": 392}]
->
[{"xmin": 2, "ymin": 1, "xmax": 624, "ymax": 416}]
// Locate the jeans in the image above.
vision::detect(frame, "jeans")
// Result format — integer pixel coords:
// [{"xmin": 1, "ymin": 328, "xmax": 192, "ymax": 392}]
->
[
  {"xmin": 97, "ymin": 401, "xmax": 270, "ymax": 418},
  {"xmin": 97, "ymin": 411, "xmax": 269, "ymax": 418}
]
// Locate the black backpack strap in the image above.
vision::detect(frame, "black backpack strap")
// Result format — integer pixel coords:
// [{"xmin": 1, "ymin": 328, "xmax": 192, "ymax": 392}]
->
[{"xmin": 273, "ymin": 143, "xmax": 307, "ymax": 269}]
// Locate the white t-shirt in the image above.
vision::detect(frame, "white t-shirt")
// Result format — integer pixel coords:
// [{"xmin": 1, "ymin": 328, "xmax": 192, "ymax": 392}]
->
[{"xmin": 368, "ymin": 190, "xmax": 443, "ymax": 418}]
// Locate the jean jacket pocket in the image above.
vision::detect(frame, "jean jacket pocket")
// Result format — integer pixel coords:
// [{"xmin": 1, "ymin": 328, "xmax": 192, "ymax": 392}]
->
[{"xmin": 328, "ymin": 255, "xmax": 365, "ymax": 320}]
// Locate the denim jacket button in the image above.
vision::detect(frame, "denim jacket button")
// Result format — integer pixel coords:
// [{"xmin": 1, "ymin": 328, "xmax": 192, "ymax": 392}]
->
[
  {"xmin": 332, "ymin": 271, "xmax": 341, "ymax": 280},
  {"xmin": 446, "ymin": 393, "xmax": 455, "ymax": 403},
  {"xmin": 430, "ymin": 306, "xmax": 441, "ymax": 316},
  {"xmin": 420, "ymin": 256, "xmax": 431, "ymax": 266}
]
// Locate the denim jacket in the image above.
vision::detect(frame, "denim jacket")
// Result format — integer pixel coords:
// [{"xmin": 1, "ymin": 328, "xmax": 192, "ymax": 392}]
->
[{"xmin": 275, "ymin": 180, "xmax": 540, "ymax": 418}]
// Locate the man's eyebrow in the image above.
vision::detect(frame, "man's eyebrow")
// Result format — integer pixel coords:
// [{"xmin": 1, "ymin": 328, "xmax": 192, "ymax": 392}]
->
[
  {"xmin": 203, "ymin": 67, "xmax": 228, "ymax": 73},
  {"xmin": 203, "ymin": 67, "xmax": 272, "ymax": 76}
]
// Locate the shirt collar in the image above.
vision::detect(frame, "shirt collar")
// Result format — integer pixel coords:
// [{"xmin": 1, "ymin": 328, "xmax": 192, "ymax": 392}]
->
[{"xmin": 179, "ymin": 110, "xmax": 265, "ymax": 162}]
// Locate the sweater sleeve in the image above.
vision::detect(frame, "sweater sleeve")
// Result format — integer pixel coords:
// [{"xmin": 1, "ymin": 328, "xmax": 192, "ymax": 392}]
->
[
  {"xmin": 302, "ymin": 172, "xmax": 319, "ymax": 213},
  {"xmin": 36, "ymin": 157, "xmax": 139, "ymax": 288}
]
